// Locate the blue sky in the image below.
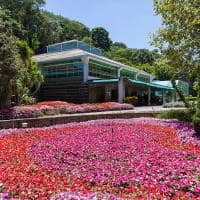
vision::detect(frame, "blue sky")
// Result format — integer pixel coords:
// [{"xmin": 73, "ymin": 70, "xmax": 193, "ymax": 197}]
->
[{"xmin": 44, "ymin": 0, "xmax": 161, "ymax": 50}]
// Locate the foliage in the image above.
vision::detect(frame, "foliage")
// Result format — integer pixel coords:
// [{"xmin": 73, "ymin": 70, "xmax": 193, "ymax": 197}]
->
[
  {"xmin": 185, "ymin": 96, "xmax": 198, "ymax": 102},
  {"xmin": 124, "ymin": 96, "xmax": 138, "ymax": 105},
  {"xmin": 193, "ymin": 74, "xmax": 200, "ymax": 134},
  {"xmin": 158, "ymin": 109, "xmax": 194, "ymax": 122},
  {"xmin": 153, "ymin": 59, "xmax": 174, "ymax": 80},
  {"xmin": 15, "ymin": 40, "xmax": 43, "ymax": 105},
  {"xmin": 82, "ymin": 36, "xmax": 93, "ymax": 45},
  {"xmin": 104, "ymin": 45, "xmax": 160, "ymax": 72},
  {"xmin": 163, "ymin": 102, "xmax": 185, "ymax": 108},
  {"xmin": 36, "ymin": 11, "xmax": 90, "ymax": 53},
  {"xmin": 0, "ymin": 7, "xmax": 21, "ymax": 108},
  {"xmin": 36, "ymin": 11, "xmax": 63, "ymax": 53},
  {"xmin": 112, "ymin": 42, "xmax": 127, "ymax": 49},
  {"xmin": 58, "ymin": 15, "xmax": 90, "ymax": 42},
  {"xmin": 171, "ymin": 78, "xmax": 190, "ymax": 108},
  {"xmin": 193, "ymin": 109, "xmax": 200, "ymax": 134},
  {"xmin": 0, "ymin": 7, "xmax": 42, "ymax": 108},
  {"xmin": 0, "ymin": 0, "xmax": 45, "ymax": 50},
  {"xmin": 130, "ymin": 49, "xmax": 154, "ymax": 65},
  {"xmin": 152, "ymin": 0, "xmax": 200, "ymax": 94},
  {"xmin": 153, "ymin": 0, "xmax": 199, "ymax": 57},
  {"xmin": 91, "ymin": 27, "xmax": 112, "ymax": 51}
]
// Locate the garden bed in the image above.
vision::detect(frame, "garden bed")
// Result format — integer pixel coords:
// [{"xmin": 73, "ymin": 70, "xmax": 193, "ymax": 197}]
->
[
  {"xmin": 0, "ymin": 101, "xmax": 133, "ymax": 120},
  {"xmin": 0, "ymin": 118, "xmax": 200, "ymax": 199}
]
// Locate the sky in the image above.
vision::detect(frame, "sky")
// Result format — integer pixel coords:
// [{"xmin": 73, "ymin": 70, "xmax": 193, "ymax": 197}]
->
[{"xmin": 44, "ymin": 0, "xmax": 161, "ymax": 50}]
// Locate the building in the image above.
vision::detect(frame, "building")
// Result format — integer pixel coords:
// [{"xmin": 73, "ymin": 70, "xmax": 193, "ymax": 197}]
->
[{"xmin": 33, "ymin": 40, "xmax": 188, "ymax": 105}]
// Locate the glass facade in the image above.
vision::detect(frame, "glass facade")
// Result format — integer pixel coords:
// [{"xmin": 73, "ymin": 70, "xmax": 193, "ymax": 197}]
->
[
  {"xmin": 41, "ymin": 60, "xmax": 83, "ymax": 80},
  {"xmin": 47, "ymin": 40, "xmax": 102, "ymax": 56},
  {"xmin": 137, "ymin": 74, "xmax": 150, "ymax": 83},
  {"xmin": 89, "ymin": 59, "xmax": 118, "ymax": 79},
  {"xmin": 120, "ymin": 68, "xmax": 136, "ymax": 79},
  {"xmin": 177, "ymin": 80, "xmax": 189, "ymax": 96}
]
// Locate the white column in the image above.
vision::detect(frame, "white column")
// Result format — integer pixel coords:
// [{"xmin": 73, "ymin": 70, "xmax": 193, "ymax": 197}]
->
[
  {"xmin": 118, "ymin": 68, "xmax": 121, "ymax": 78},
  {"xmin": 162, "ymin": 89, "xmax": 166, "ymax": 105},
  {"xmin": 171, "ymin": 90, "xmax": 175, "ymax": 103},
  {"xmin": 105, "ymin": 86, "xmax": 112, "ymax": 102},
  {"xmin": 148, "ymin": 87, "xmax": 151, "ymax": 106},
  {"xmin": 118, "ymin": 78, "xmax": 125, "ymax": 103},
  {"xmin": 82, "ymin": 57, "xmax": 89, "ymax": 83},
  {"xmin": 136, "ymin": 72, "xmax": 139, "ymax": 80}
]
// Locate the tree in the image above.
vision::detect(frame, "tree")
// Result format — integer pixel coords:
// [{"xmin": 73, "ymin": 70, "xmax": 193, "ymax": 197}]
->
[
  {"xmin": 35, "ymin": 11, "xmax": 90, "ymax": 53},
  {"xmin": 152, "ymin": 0, "xmax": 200, "ymax": 92},
  {"xmin": 91, "ymin": 27, "xmax": 112, "ymax": 51},
  {"xmin": 82, "ymin": 36, "xmax": 93, "ymax": 45},
  {"xmin": 0, "ymin": 0, "xmax": 45, "ymax": 50},
  {"xmin": 130, "ymin": 49, "xmax": 155, "ymax": 65},
  {"xmin": 104, "ymin": 44, "xmax": 160, "ymax": 72},
  {"xmin": 152, "ymin": 0, "xmax": 200, "ymax": 131},
  {"xmin": 59, "ymin": 17, "xmax": 90, "ymax": 42},
  {"xmin": 193, "ymin": 65, "xmax": 200, "ymax": 133},
  {"xmin": 112, "ymin": 42, "xmax": 127, "ymax": 49},
  {"xmin": 0, "ymin": 7, "xmax": 21, "ymax": 108},
  {"xmin": 36, "ymin": 11, "xmax": 63, "ymax": 53},
  {"xmin": 153, "ymin": 59, "xmax": 174, "ymax": 80},
  {"xmin": 0, "ymin": 7, "xmax": 42, "ymax": 107},
  {"xmin": 16, "ymin": 41, "xmax": 43, "ymax": 104}
]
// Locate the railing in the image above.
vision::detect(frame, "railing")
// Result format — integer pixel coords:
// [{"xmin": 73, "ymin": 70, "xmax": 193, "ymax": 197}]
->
[{"xmin": 47, "ymin": 40, "xmax": 102, "ymax": 56}]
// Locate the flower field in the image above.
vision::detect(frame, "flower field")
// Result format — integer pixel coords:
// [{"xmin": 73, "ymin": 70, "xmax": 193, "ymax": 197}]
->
[
  {"xmin": 0, "ymin": 118, "xmax": 200, "ymax": 199},
  {"xmin": 0, "ymin": 101, "xmax": 133, "ymax": 120}
]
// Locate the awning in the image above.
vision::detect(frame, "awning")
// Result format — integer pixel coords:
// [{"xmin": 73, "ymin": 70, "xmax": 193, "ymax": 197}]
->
[
  {"xmin": 87, "ymin": 78, "xmax": 174, "ymax": 90},
  {"xmin": 128, "ymin": 79, "xmax": 174, "ymax": 90},
  {"xmin": 87, "ymin": 78, "xmax": 119, "ymax": 84}
]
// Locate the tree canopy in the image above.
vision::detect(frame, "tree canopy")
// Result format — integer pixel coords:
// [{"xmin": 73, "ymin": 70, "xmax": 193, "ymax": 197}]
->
[
  {"xmin": 0, "ymin": 7, "xmax": 22, "ymax": 107},
  {"xmin": 152, "ymin": 0, "xmax": 200, "ymax": 85},
  {"xmin": 91, "ymin": 27, "xmax": 112, "ymax": 51},
  {"xmin": 0, "ymin": 6, "xmax": 42, "ymax": 107}
]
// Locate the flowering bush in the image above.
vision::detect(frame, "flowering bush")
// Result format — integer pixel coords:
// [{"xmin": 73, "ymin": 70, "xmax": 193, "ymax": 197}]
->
[
  {"xmin": 0, "ymin": 101, "xmax": 133, "ymax": 120},
  {"xmin": 0, "ymin": 118, "xmax": 200, "ymax": 199}
]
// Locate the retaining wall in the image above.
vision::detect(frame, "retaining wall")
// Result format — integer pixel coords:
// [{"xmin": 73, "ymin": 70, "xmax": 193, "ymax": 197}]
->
[{"xmin": 0, "ymin": 111, "xmax": 158, "ymax": 129}]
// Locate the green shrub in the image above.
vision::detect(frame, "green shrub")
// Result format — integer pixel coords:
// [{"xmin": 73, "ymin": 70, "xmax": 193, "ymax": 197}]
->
[
  {"xmin": 32, "ymin": 110, "xmax": 44, "ymax": 118},
  {"xmin": 163, "ymin": 102, "xmax": 185, "ymax": 108},
  {"xmin": 158, "ymin": 109, "xmax": 195, "ymax": 122},
  {"xmin": 193, "ymin": 110, "xmax": 200, "ymax": 134},
  {"xmin": 192, "ymin": 76, "xmax": 200, "ymax": 134},
  {"xmin": 124, "ymin": 96, "xmax": 138, "ymax": 105},
  {"xmin": 186, "ymin": 96, "xmax": 197, "ymax": 102},
  {"xmin": 42, "ymin": 108, "xmax": 60, "ymax": 116}
]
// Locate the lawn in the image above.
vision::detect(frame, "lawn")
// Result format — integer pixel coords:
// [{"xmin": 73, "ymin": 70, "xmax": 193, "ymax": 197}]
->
[{"xmin": 0, "ymin": 118, "xmax": 200, "ymax": 199}]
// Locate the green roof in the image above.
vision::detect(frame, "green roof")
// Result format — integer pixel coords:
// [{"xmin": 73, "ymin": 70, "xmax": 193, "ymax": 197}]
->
[
  {"xmin": 87, "ymin": 78, "xmax": 174, "ymax": 90},
  {"xmin": 129, "ymin": 79, "xmax": 174, "ymax": 90}
]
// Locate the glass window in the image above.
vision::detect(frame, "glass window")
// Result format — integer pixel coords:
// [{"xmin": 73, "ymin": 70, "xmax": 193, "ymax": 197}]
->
[
  {"xmin": 89, "ymin": 59, "xmax": 118, "ymax": 79},
  {"xmin": 137, "ymin": 74, "xmax": 150, "ymax": 82},
  {"xmin": 41, "ymin": 60, "xmax": 83, "ymax": 80},
  {"xmin": 120, "ymin": 69, "xmax": 136, "ymax": 79}
]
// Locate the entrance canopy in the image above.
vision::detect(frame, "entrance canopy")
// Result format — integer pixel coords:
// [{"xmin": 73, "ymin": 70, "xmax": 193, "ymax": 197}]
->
[
  {"xmin": 128, "ymin": 79, "xmax": 174, "ymax": 90},
  {"xmin": 87, "ymin": 78, "xmax": 174, "ymax": 91}
]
